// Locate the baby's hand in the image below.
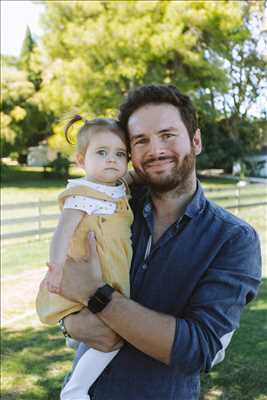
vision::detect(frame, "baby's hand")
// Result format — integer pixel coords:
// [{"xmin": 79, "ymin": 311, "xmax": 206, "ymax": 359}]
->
[{"xmin": 45, "ymin": 262, "xmax": 64, "ymax": 294}]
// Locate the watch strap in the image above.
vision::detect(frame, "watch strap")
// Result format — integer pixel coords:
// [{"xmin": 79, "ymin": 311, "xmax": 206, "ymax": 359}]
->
[
  {"xmin": 87, "ymin": 284, "xmax": 115, "ymax": 314},
  {"xmin": 58, "ymin": 318, "xmax": 71, "ymax": 338}
]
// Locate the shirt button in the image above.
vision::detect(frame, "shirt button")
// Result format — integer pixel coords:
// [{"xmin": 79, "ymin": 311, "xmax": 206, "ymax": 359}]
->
[
  {"xmin": 142, "ymin": 263, "xmax": 147, "ymax": 270},
  {"xmin": 144, "ymin": 204, "xmax": 151, "ymax": 213}
]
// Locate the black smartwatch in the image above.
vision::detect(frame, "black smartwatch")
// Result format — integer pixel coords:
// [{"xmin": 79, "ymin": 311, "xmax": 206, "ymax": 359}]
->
[
  {"xmin": 87, "ymin": 284, "xmax": 115, "ymax": 314},
  {"xmin": 58, "ymin": 317, "xmax": 71, "ymax": 338}
]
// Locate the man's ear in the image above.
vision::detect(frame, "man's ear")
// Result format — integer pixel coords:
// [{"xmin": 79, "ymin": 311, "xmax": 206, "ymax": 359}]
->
[
  {"xmin": 76, "ymin": 153, "xmax": 85, "ymax": 168},
  {"xmin": 192, "ymin": 129, "xmax": 202, "ymax": 156}
]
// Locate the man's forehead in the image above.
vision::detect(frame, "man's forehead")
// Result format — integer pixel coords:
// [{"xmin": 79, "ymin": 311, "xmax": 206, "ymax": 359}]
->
[{"xmin": 128, "ymin": 103, "xmax": 183, "ymax": 135}]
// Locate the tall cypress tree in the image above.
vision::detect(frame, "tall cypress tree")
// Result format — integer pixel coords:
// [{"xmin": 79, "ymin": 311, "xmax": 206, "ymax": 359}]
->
[
  {"xmin": 19, "ymin": 27, "xmax": 41, "ymax": 90},
  {"xmin": 20, "ymin": 26, "xmax": 35, "ymax": 71}
]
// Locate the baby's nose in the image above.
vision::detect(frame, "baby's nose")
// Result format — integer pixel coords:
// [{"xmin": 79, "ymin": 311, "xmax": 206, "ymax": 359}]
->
[{"xmin": 107, "ymin": 154, "xmax": 116, "ymax": 162}]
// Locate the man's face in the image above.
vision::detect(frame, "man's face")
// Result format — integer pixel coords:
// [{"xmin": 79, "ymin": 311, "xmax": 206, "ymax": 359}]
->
[{"xmin": 128, "ymin": 103, "xmax": 201, "ymax": 192}]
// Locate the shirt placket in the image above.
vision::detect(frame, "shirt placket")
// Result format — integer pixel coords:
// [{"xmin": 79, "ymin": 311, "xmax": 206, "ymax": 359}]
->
[{"xmin": 131, "ymin": 206, "xmax": 187, "ymax": 300}]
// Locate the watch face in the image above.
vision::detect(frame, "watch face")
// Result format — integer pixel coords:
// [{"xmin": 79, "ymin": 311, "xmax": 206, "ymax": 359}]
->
[
  {"xmin": 87, "ymin": 284, "xmax": 115, "ymax": 314},
  {"xmin": 88, "ymin": 296, "xmax": 104, "ymax": 313}
]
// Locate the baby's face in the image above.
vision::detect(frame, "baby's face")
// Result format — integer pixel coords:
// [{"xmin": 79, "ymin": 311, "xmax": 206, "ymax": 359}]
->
[{"xmin": 78, "ymin": 130, "xmax": 128, "ymax": 185}]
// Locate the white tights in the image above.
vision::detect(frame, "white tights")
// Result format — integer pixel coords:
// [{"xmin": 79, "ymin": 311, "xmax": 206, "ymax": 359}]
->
[{"xmin": 60, "ymin": 348, "xmax": 119, "ymax": 400}]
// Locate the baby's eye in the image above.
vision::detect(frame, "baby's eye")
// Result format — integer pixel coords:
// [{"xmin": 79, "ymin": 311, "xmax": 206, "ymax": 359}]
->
[
  {"xmin": 97, "ymin": 150, "xmax": 107, "ymax": 156},
  {"xmin": 117, "ymin": 151, "xmax": 126, "ymax": 158}
]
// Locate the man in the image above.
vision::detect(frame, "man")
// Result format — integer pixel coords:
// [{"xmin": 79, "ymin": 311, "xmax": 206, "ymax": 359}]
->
[{"xmin": 57, "ymin": 85, "xmax": 261, "ymax": 399}]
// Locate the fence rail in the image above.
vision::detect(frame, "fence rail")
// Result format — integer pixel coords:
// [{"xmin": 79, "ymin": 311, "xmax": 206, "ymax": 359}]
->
[
  {"xmin": 2, "ymin": 200, "xmax": 56, "ymax": 210},
  {"xmin": 2, "ymin": 227, "xmax": 54, "ymax": 240},
  {"xmin": 3, "ymin": 213, "xmax": 59, "ymax": 226},
  {"xmin": 1, "ymin": 184, "xmax": 266, "ymax": 242}
]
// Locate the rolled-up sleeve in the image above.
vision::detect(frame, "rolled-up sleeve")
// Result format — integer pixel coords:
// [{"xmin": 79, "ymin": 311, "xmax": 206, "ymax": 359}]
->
[{"xmin": 170, "ymin": 225, "xmax": 262, "ymax": 373}]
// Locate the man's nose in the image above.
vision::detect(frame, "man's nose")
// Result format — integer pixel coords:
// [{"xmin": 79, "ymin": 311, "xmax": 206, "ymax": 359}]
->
[{"xmin": 147, "ymin": 138, "xmax": 165, "ymax": 158}]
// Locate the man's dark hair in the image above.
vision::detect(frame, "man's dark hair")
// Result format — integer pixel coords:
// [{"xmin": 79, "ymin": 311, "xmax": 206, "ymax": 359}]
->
[{"xmin": 118, "ymin": 84, "xmax": 198, "ymax": 141}]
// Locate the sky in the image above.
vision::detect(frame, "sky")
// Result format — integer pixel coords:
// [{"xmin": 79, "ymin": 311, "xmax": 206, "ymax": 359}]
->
[{"xmin": 1, "ymin": 0, "xmax": 45, "ymax": 57}]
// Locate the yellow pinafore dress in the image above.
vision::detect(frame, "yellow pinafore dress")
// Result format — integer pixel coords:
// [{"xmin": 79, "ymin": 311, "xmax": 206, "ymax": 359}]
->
[{"xmin": 36, "ymin": 184, "xmax": 133, "ymax": 325}]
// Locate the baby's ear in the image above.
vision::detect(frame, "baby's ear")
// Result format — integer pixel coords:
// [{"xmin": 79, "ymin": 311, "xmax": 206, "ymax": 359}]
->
[{"xmin": 76, "ymin": 153, "xmax": 84, "ymax": 168}]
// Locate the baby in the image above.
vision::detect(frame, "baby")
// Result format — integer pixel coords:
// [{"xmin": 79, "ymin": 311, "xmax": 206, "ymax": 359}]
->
[{"xmin": 36, "ymin": 115, "xmax": 133, "ymax": 400}]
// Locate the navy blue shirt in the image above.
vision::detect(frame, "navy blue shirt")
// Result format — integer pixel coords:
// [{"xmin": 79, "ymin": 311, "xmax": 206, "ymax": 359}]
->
[{"xmin": 90, "ymin": 182, "xmax": 261, "ymax": 400}]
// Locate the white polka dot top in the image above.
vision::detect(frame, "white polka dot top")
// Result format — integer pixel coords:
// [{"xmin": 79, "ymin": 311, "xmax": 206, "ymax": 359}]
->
[{"xmin": 63, "ymin": 178, "xmax": 126, "ymax": 215}]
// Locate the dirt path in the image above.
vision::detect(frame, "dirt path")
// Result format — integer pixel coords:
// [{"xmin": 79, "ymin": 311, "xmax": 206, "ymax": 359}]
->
[{"xmin": 1, "ymin": 268, "xmax": 47, "ymax": 327}]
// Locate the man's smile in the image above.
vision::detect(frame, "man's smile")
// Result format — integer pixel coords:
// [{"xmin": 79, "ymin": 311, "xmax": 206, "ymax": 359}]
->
[{"xmin": 144, "ymin": 158, "xmax": 175, "ymax": 170}]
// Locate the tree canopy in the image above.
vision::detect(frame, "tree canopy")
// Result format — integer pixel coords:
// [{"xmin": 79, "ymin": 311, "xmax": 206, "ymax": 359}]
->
[
  {"xmin": 1, "ymin": 0, "xmax": 266, "ymax": 170},
  {"xmin": 1, "ymin": 29, "xmax": 53, "ymax": 158}
]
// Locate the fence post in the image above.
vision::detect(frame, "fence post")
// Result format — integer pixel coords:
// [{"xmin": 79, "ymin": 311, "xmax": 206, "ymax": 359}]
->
[
  {"xmin": 235, "ymin": 184, "xmax": 240, "ymax": 212},
  {"xmin": 38, "ymin": 198, "xmax": 41, "ymax": 240},
  {"xmin": 236, "ymin": 180, "xmax": 247, "ymax": 214}
]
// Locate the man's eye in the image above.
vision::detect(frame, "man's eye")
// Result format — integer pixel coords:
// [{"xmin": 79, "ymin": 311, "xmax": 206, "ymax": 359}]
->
[
  {"xmin": 162, "ymin": 133, "xmax": 173, "ymax": 140},
  {"xmin": 117, "ymin": 152, "xmax": 126, "ymax": 158},
  {"xmin": 135, "ymin": 138, "xmax": 148, "ymax": 145},
  {"xmin": 97, "ymin": 150, "xmax": 106, "ymax": 156}
]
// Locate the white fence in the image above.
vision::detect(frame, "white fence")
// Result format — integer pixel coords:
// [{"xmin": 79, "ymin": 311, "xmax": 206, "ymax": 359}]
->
[
  {"xmin": 1, "ymin": 200, "xmax": 59, "ymax": 241},
  {"xmin": 1, "ymin": 184, "xmax": 266, "ymax": 242}
]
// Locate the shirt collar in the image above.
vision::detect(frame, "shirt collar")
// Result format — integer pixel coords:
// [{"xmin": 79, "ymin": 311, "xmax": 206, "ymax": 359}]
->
[
  {"xmin": 183, "ymin": 181, "xmax": 206, "ymax": 218},
  {"xmin": 67, "ymin": 178, "xmax": 126, "ymax": 198},
  {"xmin": 142, "ymin": 180, "xmax": 206, "ymax": 221}
]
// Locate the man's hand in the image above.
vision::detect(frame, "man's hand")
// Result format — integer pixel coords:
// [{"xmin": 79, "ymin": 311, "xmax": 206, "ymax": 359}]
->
[
  {"xmin": 57, "ymin": 232, "xmax": 104, "ymax": 305},
  {"xmin": 64, "ymin": 308, "xmax": 124, "ymax": 352}
]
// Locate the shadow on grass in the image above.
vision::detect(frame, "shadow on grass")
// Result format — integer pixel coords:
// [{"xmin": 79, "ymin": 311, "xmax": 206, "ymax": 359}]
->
[
  {"xmin": 201, "ymin": 278, "xmax": 267, "ymax": 400},
  {"xmin": 1, "ymin": 280, "xmax": 267, "ymax": 400},
  {"xmin": 1, "ymin": 165, "xmax": 81, "ymax": 189},
  {"xmin": 2, "ymin": 165, "xmax": 65, "ymax": 189},
  {"xmin": 1, "ymin": 325, "xmax": 73, "ymax": 400}
]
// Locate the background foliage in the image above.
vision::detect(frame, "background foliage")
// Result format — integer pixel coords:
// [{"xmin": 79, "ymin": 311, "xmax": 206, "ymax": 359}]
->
[{"xmin": 1, "ymin": 0, "xmax": 266, "ymax": 170}]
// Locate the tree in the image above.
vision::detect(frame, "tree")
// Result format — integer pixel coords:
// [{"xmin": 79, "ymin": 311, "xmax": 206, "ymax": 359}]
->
[
  {"xmin": 7, "ymin": 0, "xmax": 264, "ymax": 166},
  {"xmin": 1, "ymin": 60, "xmax": 54, "ymax": 158},
  {"xmin": 196, "ymin": 1, "xmax": 267, "ymax": 170},
  {"xmin": 20, "ymin": 26, "xmax": 35, "ymax": 70},
  {"xmin": 39, "ymin": 1, "xmax": 245, "ymax": 113},
  {"xmin": 37, "ymin": 0, "xmax": 253, "ymax": 154},
  {"xmin": 19, "ymin": 27, "xmax": 42, "ymax": 90},
  {"xmin": 0, "ymin": 25, "xmax": 57, "ymax": 159}
]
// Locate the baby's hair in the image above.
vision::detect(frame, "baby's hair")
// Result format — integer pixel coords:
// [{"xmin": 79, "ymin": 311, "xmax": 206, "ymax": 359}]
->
[{"xmin": 64, "ymin": 114, "xmax": 129, "ymax": 156}]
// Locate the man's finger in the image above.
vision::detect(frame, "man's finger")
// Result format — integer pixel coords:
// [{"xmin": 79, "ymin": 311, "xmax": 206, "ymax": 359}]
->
[
  {"xmin": 87, "ymin": 231, "xmax": 97, "ymax": 259},
  {"xmin": 112, "ymin": 340, "xmax": 125, "ymax": 351}
]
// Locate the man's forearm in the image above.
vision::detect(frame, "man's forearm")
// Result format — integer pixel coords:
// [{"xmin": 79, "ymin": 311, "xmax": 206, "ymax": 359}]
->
[
  {"xmin": 98, "ymin": 291, "xmax": 176, "ymax": 365},
  {"xmin": 57, "ymin": 233, "xmax": 175, "ymax": 363},
  {"xmin": 64, "ymin": 308, "xmax": 124, "ymax": 352}
]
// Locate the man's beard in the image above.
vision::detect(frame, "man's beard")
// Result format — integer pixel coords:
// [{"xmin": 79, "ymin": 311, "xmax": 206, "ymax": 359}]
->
[{"xmin": 136, "ymin": 147, "xmax": 196, "ymax": 194}]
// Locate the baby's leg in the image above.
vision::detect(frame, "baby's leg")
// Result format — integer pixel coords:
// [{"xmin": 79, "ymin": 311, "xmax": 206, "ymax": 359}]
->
[
  {"xmin": 62, "ymin": 343, "xmax": 89, "ymax": 389},
  {"xmin": 60, "ymin": 348, "xmax": 119, "ymax": 400},
  {"xmin": 66, "ymin": 337, "xmax": 80, "ymax": 350}
]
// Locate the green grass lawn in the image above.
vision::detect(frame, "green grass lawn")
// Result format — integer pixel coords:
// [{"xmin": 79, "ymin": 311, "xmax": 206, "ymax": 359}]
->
[
  {"xmin": 1, "ymin": 324, "xmax": 73, "ymax": 400},
  {"xmin": 1, "ymin": 281, "xmax": 266, "ymax": 400},
  {"xmin": 1, "ymin": 239, "xmax": 50, "ymax": 276},
  {"xmin": 1, "ymin": 166, "xmax": 267, "ymax": 399},
  {"xmin": 1, "ymin": 165, "xmax": 81, "ymax": 203},
  {"xmin": 2, "ymin": 166, "xmax": 266, "ymax": 276},
  {"xmin": 0, "ymin": 165, "xmax": 252, "ymax": 203},
  {"xmin": 201, "ymin": 279, "xmax": 267, "ymax": 400}
]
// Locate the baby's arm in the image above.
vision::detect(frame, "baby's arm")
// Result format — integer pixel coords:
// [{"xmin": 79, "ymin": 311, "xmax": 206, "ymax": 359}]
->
[{"xmin": 47, "ymin": 208, "xmax": 84, "ymax": 293}]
